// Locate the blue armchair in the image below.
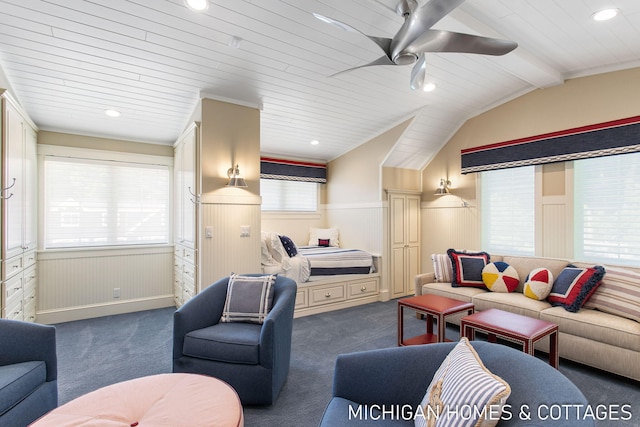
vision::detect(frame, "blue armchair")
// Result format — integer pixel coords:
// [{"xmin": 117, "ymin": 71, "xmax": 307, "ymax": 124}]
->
[
  {"xmin": 0, "ymin": 319, "xmax": 58, "ymax": 427},
  {"xmin": 173, "ymin": 275, "xmax": 297, "ymax": 405},
  {"xmin": 320, "ymin": 341, "xmax": 593, "ymax": 427}
]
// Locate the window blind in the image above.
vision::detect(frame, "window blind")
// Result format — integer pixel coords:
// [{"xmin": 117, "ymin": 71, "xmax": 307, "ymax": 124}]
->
[
  {"xmin": 261, "ymin": 179, "xmax": 317, "ymax": 212},
  {"xmin": 481, "ymin": 166, "xmax": 535, "ymax": 256},
  {"xmin": 43, "ymin": 156, "xmax": 170, "ymax": 248},
  {"xmin": 574, "ymin": 153, "xmax": 640, "ymax": 266}
]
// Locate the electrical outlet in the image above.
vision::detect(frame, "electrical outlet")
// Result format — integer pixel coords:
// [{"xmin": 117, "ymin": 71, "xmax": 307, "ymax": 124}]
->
[{"xmin": 113, "ymin": 288, "xmax": 121, "ymax": 299}]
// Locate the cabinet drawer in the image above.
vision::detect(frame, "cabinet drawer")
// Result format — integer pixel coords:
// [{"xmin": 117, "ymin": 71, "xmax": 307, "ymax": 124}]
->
[
  {"xmin": 23, "ymin": 250, "xmax": 37, "ymax": 269},
  {"xmin": 5, "ymin": 298, "xmax": 23, "ymax": 320},
  {"xmin": 174, "ymin": 246, "xmax": 183, "ymax": 258},
  {"xmin": 310, "ymin": 285, "xmax": 345, "ymax": 306},
  {"xmin": 183, "ymin": 275, "xmax": 195, "ymax": 295},
  {"xmin": 2, "ymin": 255, "xmax": 23, "ymax": 280},
  {"xmin": 24, "ymin": 265, "xmax": 37, "ymax": 292},
  {"xmin": 348, "ymin": 279, "xmax": 378, "ymax": 298},
  {"xmin": 183, "ymin": 263, "xmax": 195, "ymax": 281},
  {"xmin": 183, "ymin": 248, "xmax": 196, "ymax": 264},
  {"xmin": 23, "ymin": 299, "xmax": 37, "ymax": 322},
  {"xmin": 295, "ymin": 289, "xmax": 308, "ymax": 308},
  {"xmin": 4, "ymin": 274, "xmax": 23, "ymax": 307},
  {"xmin": 24, "ymin": 283, "xmax": 36, "ymax": 307}
]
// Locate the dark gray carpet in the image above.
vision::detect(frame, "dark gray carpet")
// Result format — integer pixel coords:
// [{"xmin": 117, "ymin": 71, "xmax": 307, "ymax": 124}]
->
[{"xmin": 54, "ymin": 301, "xmax": 639, "ymax": 426}]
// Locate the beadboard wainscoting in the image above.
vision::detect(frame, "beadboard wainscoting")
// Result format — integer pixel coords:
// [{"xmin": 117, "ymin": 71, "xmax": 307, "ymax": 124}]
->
[
  {"xmin": 421, "ymin": 203, "xmax": 480, "ymax": 273},
  {"xmin": 37, "ymin": 246, "xmax": 174, "ymax": 324}
]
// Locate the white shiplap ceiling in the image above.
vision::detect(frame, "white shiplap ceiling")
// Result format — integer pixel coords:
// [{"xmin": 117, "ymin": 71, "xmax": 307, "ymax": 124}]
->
[{"xmin": 1, "ymin": 0, "xmax": 639, "ymax": 169}]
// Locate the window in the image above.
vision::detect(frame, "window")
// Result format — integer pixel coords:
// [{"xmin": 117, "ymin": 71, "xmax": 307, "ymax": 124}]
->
[
  {"xmin": 43, "ymin": 156, "xmax": 170, "ymax": 248},
  {"xmin": 574, "ymin": 153, "xmax": 640, "ymax": 266},
  {"xmin": 481, "ymin": 166, "xmax": 535, "ymax": 255},
  {"xmin": 260, "ymin": 179, "xmax": 317, "ymax": 212}
]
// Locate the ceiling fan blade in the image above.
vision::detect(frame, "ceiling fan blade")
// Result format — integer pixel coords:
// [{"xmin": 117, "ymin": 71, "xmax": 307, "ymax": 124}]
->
[
  {"xmin": 409, "ymin": 54, "xmax": 428, "ymax": 90},
  {"xmin": 330, "ymin": 55, "xmax": 396, "ymax": 77},
  {"xmin": 391, "ymin": 0, "xmax": 466, "ymax": 61},
  {"xmin": 313, "ymin": 13, "xmax": 393, "ymax": 58},
  {"xmin": 408, "ymin": 30, "xmax": 518, "ymax": 56}
]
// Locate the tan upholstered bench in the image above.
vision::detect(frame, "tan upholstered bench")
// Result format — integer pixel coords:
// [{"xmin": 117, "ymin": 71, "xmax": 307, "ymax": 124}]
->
[{"xmin": 30, "ymin": 373, "xmax": 244, "ymax": 427}]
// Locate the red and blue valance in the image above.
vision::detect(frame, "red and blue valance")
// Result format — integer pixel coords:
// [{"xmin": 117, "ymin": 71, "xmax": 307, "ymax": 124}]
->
[
  {"xmin": 260, "ymin": 157, "xmax": 327, "ymax": 183},
  {"xmin": 461, "ymin": 115, "xmax": 640, "ymax": 174}
]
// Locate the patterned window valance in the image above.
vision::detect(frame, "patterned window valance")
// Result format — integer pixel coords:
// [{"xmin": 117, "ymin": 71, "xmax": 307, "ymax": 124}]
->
[
  {"xmin": 260, "ymin": 157, "xmax": 327, "ymax": 183},
  {"xmin": 461, "ymin": 115, "xmax": 640, "ymax": 174}
]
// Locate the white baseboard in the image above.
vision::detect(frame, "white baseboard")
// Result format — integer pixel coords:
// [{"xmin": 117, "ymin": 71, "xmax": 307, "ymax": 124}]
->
[{"xmin": 36, "ymin": 296, "xmax": 175, "ymax": 324}]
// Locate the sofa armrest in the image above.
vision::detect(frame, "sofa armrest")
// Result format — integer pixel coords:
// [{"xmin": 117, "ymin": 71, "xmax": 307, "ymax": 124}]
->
[
  {"xmin": 259, "ymin": 277, "xmax": 297, "ymax": 367},
  {"xmin": 331, "ymin": 344, "xmax": 453, "ymax": 407},
  {"xmin": 0, "ymin": 319, "xmax": 57, "ymax": 382},
  {"xmin": 414, "ymin": 272, "xmax": 435, "ymax": 296}
]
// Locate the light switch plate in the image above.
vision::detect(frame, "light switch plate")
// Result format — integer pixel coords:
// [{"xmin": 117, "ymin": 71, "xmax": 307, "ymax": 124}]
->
[
  {"xmin": 205, "ymin": 226, "xmax": 213, "ymax": 238},
  {"xmin": 240, "ymin": 225, "xmax": 250, "ymax": 237}
]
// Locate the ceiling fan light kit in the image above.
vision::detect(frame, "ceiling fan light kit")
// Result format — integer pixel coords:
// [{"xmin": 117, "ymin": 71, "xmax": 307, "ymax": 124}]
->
[{"xmin": 315, "ymin": 0, "xmax": 518, "ymax": 91}]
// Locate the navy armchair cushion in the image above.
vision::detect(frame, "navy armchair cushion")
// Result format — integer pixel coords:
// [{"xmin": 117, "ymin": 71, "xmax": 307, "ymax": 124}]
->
[{"xmin": 183, "ymin": 322, "xmax": 262, "ymax": 364}]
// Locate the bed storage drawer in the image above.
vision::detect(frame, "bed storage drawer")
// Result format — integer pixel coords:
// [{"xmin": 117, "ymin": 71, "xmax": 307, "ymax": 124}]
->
[
  {"xmin": 310, "ymin": 285, "xmax": 345, "ymax": 306},
  {"xmin": 348, "ymin": 278, "xmax": 378, "ymax": 298}
]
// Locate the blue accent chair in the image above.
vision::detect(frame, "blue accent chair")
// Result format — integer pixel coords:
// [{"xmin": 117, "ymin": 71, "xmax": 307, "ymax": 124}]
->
[
  {"xmin": 320, "ymin": 341, "xmax": 594, "ymax": 427},
  {"xmin": 0, "ymin": 319, "xmax": 58, "ymax": 427},
  {"xmin": 173, "ymin": 275, "xmax": 297, "ymax": 406}
]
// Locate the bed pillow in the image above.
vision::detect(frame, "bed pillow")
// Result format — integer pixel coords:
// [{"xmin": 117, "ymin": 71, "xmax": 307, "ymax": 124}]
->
[
  {"xmin": 308, "ymin": 227, "xmax": 339, "ymax": 247},
  {"xmin": 278, "ymin": 235, "xmax": 298, "ymax": 257},
  {"xmin": 220, "ymin": 274, "xmax": 276, "ymax": 324},
  {"xmin": 447, "ymin": 249, "xmax": 490, "ymax": 288},
  {"xmin": 547, "ymin": 265, "xmax": 605, "ymax": 312},
  {"xmin": 415, "ymin": 338, "xmax": 510, "ymax": 427}
]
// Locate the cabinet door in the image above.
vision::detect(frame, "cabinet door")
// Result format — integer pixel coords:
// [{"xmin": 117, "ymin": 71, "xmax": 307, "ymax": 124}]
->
[
  {"xmin": 23, "ymin": 125, "xmax": 37, "ymax": 252},
  {"xmin": 181, "ymin": 127, "xmax": 196, "ymax": 248},
  {"xmin": 3, "ymin": 104, "xmax": 24, "ymax": 259}
]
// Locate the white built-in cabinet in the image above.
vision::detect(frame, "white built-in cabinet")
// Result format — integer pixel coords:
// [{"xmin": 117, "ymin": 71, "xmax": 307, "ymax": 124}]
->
[
  {"xmin": 1, "ymin": 92, "xmax": 38, "ymax": 321},
  {"xmin": 388, "ymin": 190, "xmax": 421, "ymax": 298},
  {"xmin": 173, "ymin": 122, "xmax": 200, "ymax": 307}
]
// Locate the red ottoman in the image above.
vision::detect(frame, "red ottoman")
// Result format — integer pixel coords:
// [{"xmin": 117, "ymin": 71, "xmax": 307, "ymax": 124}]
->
[{"xmin": 30, "ymin": 373, "xmax": 244, "ymax": 427}]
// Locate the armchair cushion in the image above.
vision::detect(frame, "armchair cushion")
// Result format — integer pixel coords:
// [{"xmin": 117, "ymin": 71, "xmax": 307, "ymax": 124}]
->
[
  {"xmin": 221, "ymin": 273, "xmax": 276, "ymax": 324},
  {"xmin": 0, "ymin": 361, "xmax": 46, "ymax": 416},
  {"xmin": 183, "ymin": 322, "xmax": 261, "ymax": 364}
]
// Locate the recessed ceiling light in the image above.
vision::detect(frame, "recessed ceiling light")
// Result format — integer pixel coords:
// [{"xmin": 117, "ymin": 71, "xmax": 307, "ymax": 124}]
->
[
  {"xmin": 310, "ymin": 140, "xmax": 320, "ymax": 146},
  {"xmin": 105, "ymin": 109, "xmax": 121, "ymax": 117},
  {"xmin": 422, "ymin": 82, "xmax": 437, "ymax": 92},
  {"xmin": 592, "ymin": 8, "xmax": 619, "ymax": 21},
  {"xmin": 184, "ymin": 0, "xmax": 209, "ymax": 12}
]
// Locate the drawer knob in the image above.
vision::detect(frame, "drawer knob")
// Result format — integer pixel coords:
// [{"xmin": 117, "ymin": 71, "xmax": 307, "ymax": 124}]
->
[
  {"xmin": 360, "ymin": 286, "xmax": 367, "ymax": 292},
  {"xmin": 325, "ymin": 292, "xmax": 331, "ymax": 298}
]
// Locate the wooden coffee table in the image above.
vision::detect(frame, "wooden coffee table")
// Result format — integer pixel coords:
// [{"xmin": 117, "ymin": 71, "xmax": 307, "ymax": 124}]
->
[
  {"xmin": 461, "ymin": 308, "xmax": 559, "ymax": 368},
  {"xmin": 398, "ymin": 294, "xmax": 474, "ymax": 346}
]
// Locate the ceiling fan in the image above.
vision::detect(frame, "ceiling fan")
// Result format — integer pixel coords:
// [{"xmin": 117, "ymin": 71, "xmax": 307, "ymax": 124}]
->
[{"xmin": 314, "ymin": 0, "xmax": 518, "ymax": 90}]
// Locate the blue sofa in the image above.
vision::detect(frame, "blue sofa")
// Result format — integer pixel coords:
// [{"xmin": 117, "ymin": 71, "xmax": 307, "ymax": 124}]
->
[
  {"xmin": 173, "ymin": 275, "xmax": 297, "ymax": 405},
  {"xmin": 320, "ymin": 341, "xmax": 594, "ymax": 426},
  {"xmin": 0, "ymin": 319, "xmax": 58, "ymax": 427}
]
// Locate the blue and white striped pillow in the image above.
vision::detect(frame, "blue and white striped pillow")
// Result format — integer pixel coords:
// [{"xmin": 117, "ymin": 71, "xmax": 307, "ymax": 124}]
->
[{"xmin": 415, "ymin": 338, "xmax": 511, "ymax": 427}]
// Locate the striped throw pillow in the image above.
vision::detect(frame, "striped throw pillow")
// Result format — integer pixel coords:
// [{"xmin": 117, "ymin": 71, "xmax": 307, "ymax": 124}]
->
[
  {"xmin": 415, "ymin": 338, "xmax": 510, "ymax": 427},
  {"xmin": 431, "ymin": 254, "xmax": 453, "ymax": 283},
  {"xmin": 583, "ymin": 267, "xmax": 640, "ymax": 323}
]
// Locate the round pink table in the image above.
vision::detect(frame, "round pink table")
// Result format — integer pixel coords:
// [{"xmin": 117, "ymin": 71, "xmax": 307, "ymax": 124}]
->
[{"xmin": 30, "ymin": 373, "xmax": 244, "ymax": 427}]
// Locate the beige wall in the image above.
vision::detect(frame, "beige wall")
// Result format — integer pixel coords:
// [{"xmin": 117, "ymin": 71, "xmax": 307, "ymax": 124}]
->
[
  {"xmin": 38, "ymin": 131, "xmax": 173, "ymax": 157},
  {"xmin": 422, "ymin": 67, "xmax": 640, "ymax": 203},
  {"xmin": 327, "ymin": 118, "xmax": 412, "ymax": 204},
  {"xmin": 200, "ymin": 98, "xmax": 261, "ymax": 196}
]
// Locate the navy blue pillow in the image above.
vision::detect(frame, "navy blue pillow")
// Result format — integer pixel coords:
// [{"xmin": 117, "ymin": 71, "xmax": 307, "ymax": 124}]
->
[{"xmin": 278, "ymin": 235, "xmax": 298, "ymax": 257}]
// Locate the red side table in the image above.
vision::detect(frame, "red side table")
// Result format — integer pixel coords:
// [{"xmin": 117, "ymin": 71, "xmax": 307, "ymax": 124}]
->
[
  {"xmin": 397, "ymin": 294, "xmax": 474, "ymax": 346},
  {"xmin": 461, "ymin": 308, "xmax": 559, "ymax": 368}
]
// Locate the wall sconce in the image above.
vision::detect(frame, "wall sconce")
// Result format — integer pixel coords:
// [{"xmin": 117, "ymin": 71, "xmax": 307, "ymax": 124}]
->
[
  {"xmin": 434, "ymin": 178, "xmax": 451, "ymax": 196},
  {"xmin": 226, "ymin": 164, "xmax": 248, "ymax": 188}
]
